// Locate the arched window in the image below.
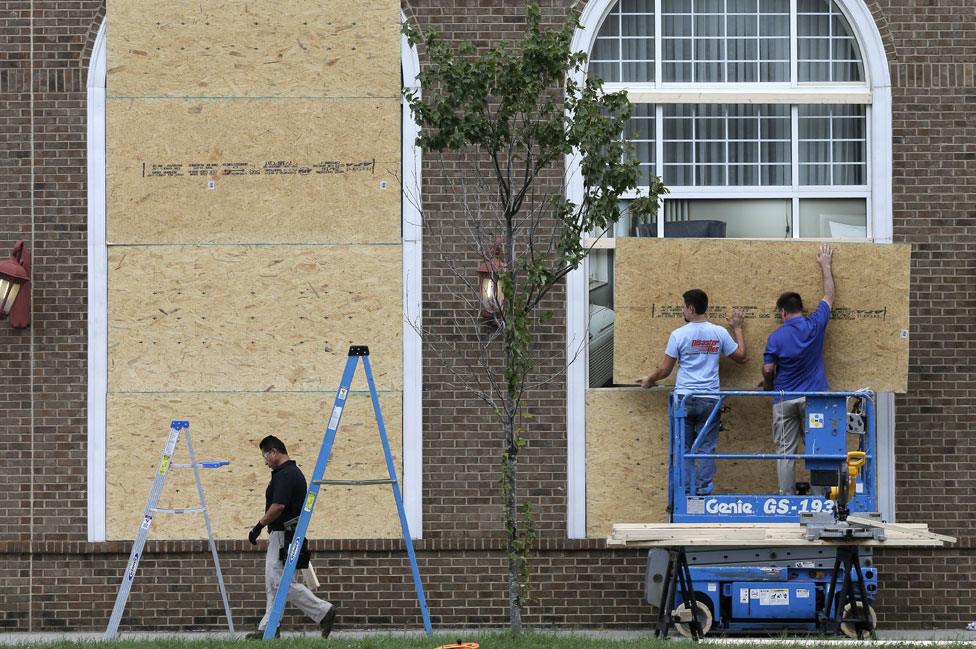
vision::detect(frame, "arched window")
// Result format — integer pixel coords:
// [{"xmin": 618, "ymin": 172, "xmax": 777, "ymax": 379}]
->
[
  {"xmin": 85, "ymin": 18, "xmax": 425, "ymax": 542},
  {"xmin": 565, "ymin": 0, "xmax": 894, "ymax": 537}
]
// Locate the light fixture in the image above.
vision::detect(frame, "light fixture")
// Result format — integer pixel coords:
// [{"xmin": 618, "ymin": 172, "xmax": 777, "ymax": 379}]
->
[
  {"xmin": 0, "ymin": 240, "xmax": 31, "ymax": 328},
  {"xmin": 477, "ymin": 240, "xmax": 505, "ymax": 320}
]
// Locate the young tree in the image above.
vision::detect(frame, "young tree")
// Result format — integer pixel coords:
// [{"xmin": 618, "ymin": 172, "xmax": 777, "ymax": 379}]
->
[{"xmin": 403, "ymin": 3, "xmax": 667, "ymax": 630}]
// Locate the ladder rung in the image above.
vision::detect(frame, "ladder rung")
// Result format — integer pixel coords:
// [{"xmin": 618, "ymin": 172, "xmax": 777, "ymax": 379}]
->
[
  {"xmin": 314, "ymin": 478, "xmax": 396, "ymax": 486},
  {"xmin": 150, "ymin": 507, "xmax": 205, "ymax": 514}
]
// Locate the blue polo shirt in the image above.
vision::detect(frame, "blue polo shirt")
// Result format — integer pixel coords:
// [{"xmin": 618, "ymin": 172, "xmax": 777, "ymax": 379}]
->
[{"xmin": 764, "ymin": 300, "xmax": 831, "ymax": 400}]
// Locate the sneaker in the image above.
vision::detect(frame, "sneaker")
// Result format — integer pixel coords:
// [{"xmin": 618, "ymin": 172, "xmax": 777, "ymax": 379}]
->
[
  {"xmin": 245, "ymin": 629, "xmax": 280, "ymax": 640},
  {"xmin": 966, "ymin": 620, "xmax": 976, "ymax": 631},
  {"xmin": 320, "ymin": 605, "xmax": 337, "ymax": 638}
]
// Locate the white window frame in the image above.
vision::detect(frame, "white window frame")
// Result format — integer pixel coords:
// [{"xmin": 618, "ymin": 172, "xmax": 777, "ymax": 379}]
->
[
  {"xmin": 86, "ymin": 18, "xmax": 425, "ymax": 541},
  {"xmin": 565, "ymin": 0, "xmax": 894, "ymax": 538}
]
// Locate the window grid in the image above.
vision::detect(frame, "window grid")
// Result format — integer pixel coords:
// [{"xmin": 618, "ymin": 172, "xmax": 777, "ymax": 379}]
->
[
  {"xmin": 660, "ymin": 0, "xmax": 791, "ymax": 83},
  {"xmin": 662, "ymin": 104, "xmax": 793, "ymax": 187},
  {"xmin": 624, "ymin": 103, "xmax": 657, "ymax": 186},
  {"xmin": 797, "ymin": 0, "xmax": 863, "ymax": 82},
  {"xmin": 589, "ymin": 0, "xmax": 655, "ymax": 83},
  {"xmin": 798, "ymin": 104, "xmax": 866, "ymax": 185}
]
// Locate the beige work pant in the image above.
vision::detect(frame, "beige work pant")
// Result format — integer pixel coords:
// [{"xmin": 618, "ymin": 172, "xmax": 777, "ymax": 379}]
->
[
  {"xmin": 258, "ymin": 530, "xmax": 332, "ymax": 630},
  {"xmin": 773, "ymin": 397, "xmax": 806, "ymax": 495}
]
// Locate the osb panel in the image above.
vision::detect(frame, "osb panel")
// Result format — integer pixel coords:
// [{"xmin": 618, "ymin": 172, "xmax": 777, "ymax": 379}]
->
[
  {"xmin": 108, "ymin": 246, "xmax": 402, "ymax": 393},
  {"xmin": 106, "ymin": 392, "xmax": 404, "ymax": 540},
  {"xmin": 614, "ymin": 240, "xmax": 911, "ymax": 393},
  {"xmin": 106, "ymin": 99, "xmax": 400, "ymax": 244},
  {"xmin": 586, "ymin": 389, "xmax": 669, "ymax": 538},
  {"xmin": 107, "ymin": 0, "xmax": 399, "ymax": 98},
  {"xmin": 586, "ymin": 389, "xmax": 863, "ymax": 537}
]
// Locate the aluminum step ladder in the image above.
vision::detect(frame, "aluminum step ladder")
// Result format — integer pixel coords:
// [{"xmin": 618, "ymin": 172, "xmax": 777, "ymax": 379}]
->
[
  {"xmin": 104, "ymin": 420, "xmax": 235, "ymax": 640},
  {"xmin": 262, "ymin": 345, "xmax": 432, "ymax": 639}
]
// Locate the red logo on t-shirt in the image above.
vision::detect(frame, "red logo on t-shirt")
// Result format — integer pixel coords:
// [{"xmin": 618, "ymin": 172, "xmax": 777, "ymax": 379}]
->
[{"xmin": 690, "ymin": 339, "xmax": 720, "ymax": 354}]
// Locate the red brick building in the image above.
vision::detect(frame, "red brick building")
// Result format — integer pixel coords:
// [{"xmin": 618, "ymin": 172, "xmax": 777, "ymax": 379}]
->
[{"xmin": 1, "ymin": 0, "xmax": 974, "ymax": 633}]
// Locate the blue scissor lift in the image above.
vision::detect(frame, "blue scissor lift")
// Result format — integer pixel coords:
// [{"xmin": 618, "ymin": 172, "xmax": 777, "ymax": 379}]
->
[{"xmin": 649, "ymin": 390, "xmax": 880, "ymax": 638}]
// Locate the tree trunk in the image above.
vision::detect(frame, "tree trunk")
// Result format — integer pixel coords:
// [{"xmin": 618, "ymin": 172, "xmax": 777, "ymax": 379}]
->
[{"xmin": 504, "ymin": 408, "xmax": 522, "ymax": 632}]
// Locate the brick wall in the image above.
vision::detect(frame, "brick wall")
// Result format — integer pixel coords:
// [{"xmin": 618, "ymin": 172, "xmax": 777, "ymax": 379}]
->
[{"xmin": 0, "ymin": 0, "xmax": 975, "ymax": 633}]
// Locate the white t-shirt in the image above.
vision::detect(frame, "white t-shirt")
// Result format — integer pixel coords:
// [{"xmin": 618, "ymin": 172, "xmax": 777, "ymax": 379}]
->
[{"xmin": 665, "ymin": 320, "xmax": 738, "ymax": 395}]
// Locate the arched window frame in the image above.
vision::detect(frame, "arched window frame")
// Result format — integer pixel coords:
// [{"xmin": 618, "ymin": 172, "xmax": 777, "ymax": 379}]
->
[
  {"xmin": 86, "ymin": 18, "xmax": 425, "ymax": 541},
  {"xmin": 565, "ymin": 0, "xmax": 894, "ymax": 538}
]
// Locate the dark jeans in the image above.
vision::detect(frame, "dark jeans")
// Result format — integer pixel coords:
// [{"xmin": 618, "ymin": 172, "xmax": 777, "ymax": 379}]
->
[{"xmin": 680, "ymin": 396, "xmax": 720, "ymax": 495}]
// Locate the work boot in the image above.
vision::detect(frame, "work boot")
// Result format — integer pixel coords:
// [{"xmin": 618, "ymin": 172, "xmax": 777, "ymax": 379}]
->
[
  {"xmin": 320, "ymin": 605, "xmax": 337, "ymax": 638},
  {"xmin": 245, "ymin": 629, "xmax": 280, "ymax": 640}
]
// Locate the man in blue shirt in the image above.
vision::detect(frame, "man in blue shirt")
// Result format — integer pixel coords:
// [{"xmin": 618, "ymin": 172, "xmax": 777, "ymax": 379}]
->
[
  {"xmin": 637, "ymin": 289, "xmax": 747, "ymax": 495},
  {"xmin": 761, "ymin": 244, "xmax": 835, "ymax": 495}
]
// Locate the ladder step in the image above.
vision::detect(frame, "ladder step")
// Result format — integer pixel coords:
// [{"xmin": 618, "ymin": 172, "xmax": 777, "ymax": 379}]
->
[
  {"xmin": 170, "ymin": 461, "xmax": 230, "ymax": 469},
  {"xmin": 314, "ymin": 478, "xmax": 396, "ymax": 486},
  {"xmin": 150, "ymin": 507, "xmax": 205, "ymax": 514}
]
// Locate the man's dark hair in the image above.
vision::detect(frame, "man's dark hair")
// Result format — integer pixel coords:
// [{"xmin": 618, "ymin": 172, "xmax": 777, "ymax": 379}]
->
[
  {"xmin": 259, "ymin": 435, "xmax": 287, "ymax": 455},
  {"xmin": 776, "ymin": 292, "xmax": 804, "ymax": 314},
  {"xmin": 682, "ymin": 289, "xmax": 708, "ymax": 315}
]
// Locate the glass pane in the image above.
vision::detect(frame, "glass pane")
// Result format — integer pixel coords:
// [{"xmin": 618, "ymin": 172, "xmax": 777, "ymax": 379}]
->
[
  {"xmin": 728, "ymin": 117, "xmax": 759, "ymax": 139},
  {"xmin": 664, "ymin": 61, "xmax": 693, "ymax": 81},
  {"xmin": 695, "ymin": 61, "xmax": 724, "ymax": 81},
  {"xmin": 696, "ymin": 164, "xmax": 726, "ymax": 185},
  {"xmin": 800, "ymin": 164, "xmax": 831, "ymax": 185},
  {"xmin": 800, "ymin": 140, "xmax": 830, "ymax": 163},
  {"xmin": 592, "ymin": 38, "xmax": 620, "ymax": 60},
  {"xmin": 761, "ymin": 0, "xmax": 790, "ymax": 11},
  {"xmin": 833, "ymin": 164, "xmax": 865, "ymax": 185},
  {"xmin": 761, "ymin": 164, "xmax": 791, "ymax": 185},
  {"xmin": 798, "ymin": 198, "xmax": 867, "ymax": 238},
  {"xmin": 621, "ymin": 0, "xmax": 653, "ymax": 12},
  {"xmin": 622, "ymin": 14, "xmax": 654, "ymax": 36},
  {"xmin": 728, "ymin": 16, "xmax": 757, "ymax": 37},
  {"xmin": 663, "ymin": 15, "xmax": 693, "ymax": 37},
  {"xmin": 728, "ymin": 0, "xmax": 758, "ymax": 11},
  {"xmin": 667, "ymin": 198, "xmax": 792, "ymax": 238},
  {"xmin": 596, "ymin": 12, "xmax": 620, "ymax": 37},
  {"xmin": 664, "ymin": 165, "xmax": 694, "ymax": 185},
  {"xmin": 760, "ymin": 61, "xmax": 790, "ymax": 82},
  {"xmin": 728, "ymin": 165, "xmax": 759, "ymax": 185},
  {"xmin": 729, "ymin": 141, "xmax": 759, "ymax": 164},
  {"xmin": 695, "ymin": 15, "xmax": 724, "ymax": 37},
  {"xmin": 665, "ymin": 141, "xmax": 693, "ymax": 163},
  {"xmin": 663, "ymin": 37, "xmax": 693, "ymax": 60},
  {"xmin": 587, "ymin": 61, "xmax": 618, "ymax": 82}
]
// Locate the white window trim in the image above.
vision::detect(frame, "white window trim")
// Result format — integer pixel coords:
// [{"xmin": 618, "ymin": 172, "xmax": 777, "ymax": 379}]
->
[
  {"xmin": 86, "ymin": 18, "xmax": 425, "ymax": 541},
  {"xmin": 566, "ymin": 0, "xmax": 893, "ymax": 538}
]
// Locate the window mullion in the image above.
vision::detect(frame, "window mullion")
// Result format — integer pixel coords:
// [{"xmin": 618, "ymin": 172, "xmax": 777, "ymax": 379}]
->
[
  {"xmin": 654, "ymin": 0, "xmax": 662, "ymax": 86},
  {"xmin": 790, "ymin": 0, "xmax": 798, "ymax": 86}
]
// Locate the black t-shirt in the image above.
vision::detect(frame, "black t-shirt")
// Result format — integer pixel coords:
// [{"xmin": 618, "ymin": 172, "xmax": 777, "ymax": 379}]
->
[{"xmin": 265, "ymin": 459, "xmax": 307, "ymax": 531}]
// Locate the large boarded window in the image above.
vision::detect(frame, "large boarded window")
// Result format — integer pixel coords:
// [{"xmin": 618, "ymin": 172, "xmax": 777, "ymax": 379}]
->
[{"xmin": 565, "ymin": 0, "xmax": 895, "ymax": 538}]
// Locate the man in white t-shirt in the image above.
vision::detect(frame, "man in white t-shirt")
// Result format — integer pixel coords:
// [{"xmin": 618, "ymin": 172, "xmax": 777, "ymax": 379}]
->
[{"xmin": 636, "ymin": 289, "xmax": 747, "ymax": 495}]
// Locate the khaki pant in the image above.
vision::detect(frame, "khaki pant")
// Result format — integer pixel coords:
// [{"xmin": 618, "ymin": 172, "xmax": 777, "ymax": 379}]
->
[
  {"xmin": 258, "ymin": 531, "xmax": 332, "ymax": 630},
  {"xmin": 773, "ymin": 397, "xmax": 806, "ymax": 495}
]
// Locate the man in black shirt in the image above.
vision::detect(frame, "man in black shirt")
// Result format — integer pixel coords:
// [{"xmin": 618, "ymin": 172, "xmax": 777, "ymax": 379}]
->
[{"xmin": 246, "ymin": 435, "xmax": 337, "ymax": 639}]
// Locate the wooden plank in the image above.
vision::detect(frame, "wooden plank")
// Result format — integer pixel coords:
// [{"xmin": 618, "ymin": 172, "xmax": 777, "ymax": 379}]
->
[
  {"xmin": 614, "ymin": 239, "xmax": 911, "ymax": 392},
  {"xmin": 608, "ymin": 522, "xmax": 949, "ymax": 548},
  {"xmin": 847, "ymin": 515, "xmax": 957, "ymax": 543},
  {"xmin": 107, "ymin": 0, "xmax": 400, "ymax": 98}
]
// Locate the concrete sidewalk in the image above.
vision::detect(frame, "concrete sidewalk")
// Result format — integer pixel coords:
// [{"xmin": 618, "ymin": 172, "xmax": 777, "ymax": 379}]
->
[{"xmin": 2, "ymin": 629, "xmax": 976, "ymax": 644}]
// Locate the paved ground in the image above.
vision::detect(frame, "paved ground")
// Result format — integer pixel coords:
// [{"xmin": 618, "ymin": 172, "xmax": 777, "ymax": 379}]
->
[{"xmin": 2, "ymin": 629, "xmax": 976, "ymax": 644}]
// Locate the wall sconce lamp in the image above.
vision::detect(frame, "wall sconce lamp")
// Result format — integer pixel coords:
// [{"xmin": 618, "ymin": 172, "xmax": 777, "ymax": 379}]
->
[
  {"xmin": 0, "ymin": 240, "xmax": 31, "ymax": 328},
  {"xmin": 478, "ymin": 241, "xmax": 505, "ymax": 321}
]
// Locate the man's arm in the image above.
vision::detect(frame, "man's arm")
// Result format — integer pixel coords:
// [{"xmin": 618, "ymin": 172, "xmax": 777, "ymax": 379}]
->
[
  {"xmin": 761, "ymin": 362, "xmax": 776, "ymax": 390},
  {"xmin": 818, "ymin": 243, "xmax": 835, "ymax": 308},
  {"xmin": 259, "ymin": 503, "xmax": 285, "ymax": 526},
  {"xmin": 727, "ymin": 308, "xmax": 748, "ymax": 364},
  {"xmin": 636, "ymin": 354, "xmax": 677, "ymax": 388}
]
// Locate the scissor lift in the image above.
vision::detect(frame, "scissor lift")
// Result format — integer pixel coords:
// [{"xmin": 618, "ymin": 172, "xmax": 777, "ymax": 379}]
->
[{"xmin": 653, "ymin": 390, "xmax": 879, "ymax": 638}]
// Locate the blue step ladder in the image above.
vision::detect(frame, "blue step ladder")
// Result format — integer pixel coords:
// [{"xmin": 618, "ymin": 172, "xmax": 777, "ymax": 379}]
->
[{"xmin": 263, "ymin": 345, "xmax": 433, "ymax": 639}]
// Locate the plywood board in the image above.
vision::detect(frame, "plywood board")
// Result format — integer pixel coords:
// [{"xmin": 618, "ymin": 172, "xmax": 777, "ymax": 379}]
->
[
  {"xmin": 108, "ymin": 245, "xmax": 402, "ymax": 392},
  {"xmin": 614, "ymin": 240, "xmax": 911, "ymax": 393},
  {"xmin": 106, "ymin": 99, "xmax": 400, "ymax": 244},
  {"xmin": 585, "ymin": 388, "xmax": 852, "ymax": 538},
  {"xmin": 106, "ymin": 392, "xmax": 404, "ymax": 540},
  {"xmin": 107, "ymin": 0, "xmax": 400, "ymax": 98},
  {"xmin": 586, "ymin": 389, "xmax": 669, "ymax": 538}
]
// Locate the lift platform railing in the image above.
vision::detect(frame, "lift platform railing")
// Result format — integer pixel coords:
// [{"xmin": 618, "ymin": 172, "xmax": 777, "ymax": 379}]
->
[{"xmin": 668, "ymin": 390, "xmax": 876, "ymax": 523}]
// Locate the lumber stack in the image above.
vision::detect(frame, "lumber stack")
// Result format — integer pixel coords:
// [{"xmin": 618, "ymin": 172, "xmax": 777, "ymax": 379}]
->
[{"xmin": 608, "ymin": 521, "xmax": 955, "ymax": 548}]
